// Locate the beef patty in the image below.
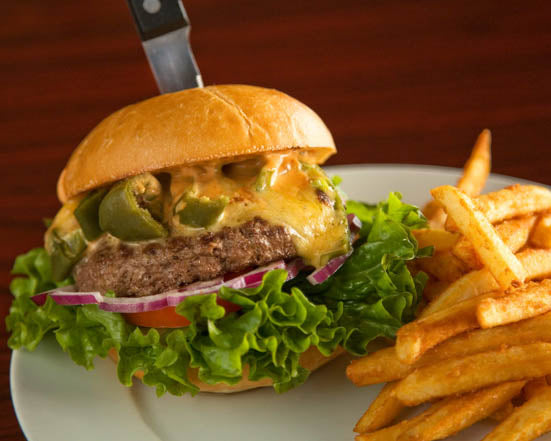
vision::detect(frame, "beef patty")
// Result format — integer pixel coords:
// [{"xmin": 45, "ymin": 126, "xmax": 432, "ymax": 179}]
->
[{"xmin": 73, "ymin": 217, "xmax": 297, "ymax": 297}]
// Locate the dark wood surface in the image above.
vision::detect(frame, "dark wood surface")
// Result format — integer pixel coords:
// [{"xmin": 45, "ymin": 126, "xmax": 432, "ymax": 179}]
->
[{"xmin": 2, "ymin": 1, "xmax": 551, "ymax": 439}]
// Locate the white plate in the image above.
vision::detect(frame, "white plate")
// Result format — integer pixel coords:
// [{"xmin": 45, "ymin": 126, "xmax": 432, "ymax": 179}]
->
[{"xmin": 10, "ymin": 165, "xmax": 548, "ymax": 441}]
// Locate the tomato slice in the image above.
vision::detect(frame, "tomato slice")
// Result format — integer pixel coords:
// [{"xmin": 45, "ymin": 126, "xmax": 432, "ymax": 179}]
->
[{"xmin": 124, "ymin": 297, "xmax": 241, "ymax": 328}]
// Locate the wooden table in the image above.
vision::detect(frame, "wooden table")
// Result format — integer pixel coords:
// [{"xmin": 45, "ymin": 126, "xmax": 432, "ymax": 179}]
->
[{"xmin": 2, "ymin": 0, "xmax": 550, "ymax": 438}]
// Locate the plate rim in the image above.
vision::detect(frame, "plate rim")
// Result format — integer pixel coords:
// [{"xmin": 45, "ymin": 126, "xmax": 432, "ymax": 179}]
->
[{"xmin": 324, "ymin": 163, "xmax": 539, "ymax": 187}]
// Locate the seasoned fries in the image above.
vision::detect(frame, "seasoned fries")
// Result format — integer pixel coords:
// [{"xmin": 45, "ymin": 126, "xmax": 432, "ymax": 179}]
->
[
  {"xmin": 522, "ymin": 377, "xmax": 548, "ymax": 401},
  {"xmin": 476, "ymin": 184, "xmax": 551, "ymax": 224},
  {"xmin": 477, "ymin": 279, "xmax": 551, "ymax": 328},
  {"xmin": 355, "ymin": 401, "xmax": 449, "ymax": 441},
  {"xmin": 422, "ymin": 129, "xmax": 491, "ymax": 229},
  {"xmin": 349, "ymin": 132, "xmax": 551, "ymax": 441},
  {"xmin": 432, "ymin": 185, "xmax": 527, "ymax": 289},
  {"xmin": 347, "ymin": 346, "xmax": 410, "ymax": 386},
  {"xmin": 483, "ymin": 385, "xmax": 551, "ymax": 441},
  {"xmin": 395, "ymin": 343, "xmax": 551, "ymax": 406},
  {"xmin": 422, "ymin": 279, "xmax": 449, "ymax": 302},
  {"xmin": 398, "ymin": 382, "xmax": 524, "ymax": 441},
  {"xmin": 415, "ymin": 250, "xmax": 468, "ymax": 283},
  {"xmin": 494, "ymin": 215, "xmax": 537, "ymax": 253},
  {"xmin": 419, "ymin": 268, "xmax": 499, "ymax": 317},
  {"xmin": 517, "ymin": 248, "xmax": 551, "ymax": 280},
  {"xmin": 354, "ymin": 382, "xmax": 403, "ymax": 433},
  {"xmin": 412, "ymin": 229, "xmax": 460, "ymax": 252},
  {"xmin": 451, "ymin": 216, "xmax": 536, "ymax": 270},
  {"xmin": 395, "ymin": 291, "xmax": 504, "ymax": 364},
  {"xmin": 531, "ymin": 212, "xmax": 551, "ymax": 248},
  {"xmin": 489, "ymin": 402, "xmax": 515, "ymax": 422},
  {"xmin": 456, "ymin": 128, "xmax": 491, "ymax": 197},
  {"xmin": 447, "ymin": 184, "xmax": 551, "ymax": 230},
  {"xmin": 422, "ymin": 199, "xmax": 447, "ymax": 230},
  {"xmin": 348, "ymin": 312, "xmax": 551, "ymax": 386},
  {"xmin": 357, "ymin": 382, "xmax": 523, "ymax": 441},
  {"xmin": 422, "ymin": 248, "xmax": 551, "ymax": 317}
]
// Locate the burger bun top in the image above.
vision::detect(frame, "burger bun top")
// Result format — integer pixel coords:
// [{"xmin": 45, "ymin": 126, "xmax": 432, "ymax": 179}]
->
[{"xmin": 57, "ymin": 85, "xmax": 336, "ymax": 202}]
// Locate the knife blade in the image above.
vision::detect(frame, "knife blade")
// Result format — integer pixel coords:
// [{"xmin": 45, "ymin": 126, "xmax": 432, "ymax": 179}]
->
[{"xmin": 127, "ymin": 0, "xmax": 203, "ymax": 93}]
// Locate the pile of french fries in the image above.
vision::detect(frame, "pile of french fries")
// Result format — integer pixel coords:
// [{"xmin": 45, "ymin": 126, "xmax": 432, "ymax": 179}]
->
[{"xmin": 347, "ymin": 130, "xmax": 551, "ymax": 441}]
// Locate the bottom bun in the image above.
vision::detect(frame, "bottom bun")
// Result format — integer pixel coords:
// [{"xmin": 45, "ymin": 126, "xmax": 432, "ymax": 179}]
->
[{"xmin": 108, "ymin": 345, "xmax": 344, "ymax": 393}]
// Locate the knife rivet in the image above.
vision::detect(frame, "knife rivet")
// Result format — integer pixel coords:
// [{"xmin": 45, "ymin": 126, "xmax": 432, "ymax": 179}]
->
[{"xmin": 143, "ymin": 0, "xmax": 161, "ymax": 14}]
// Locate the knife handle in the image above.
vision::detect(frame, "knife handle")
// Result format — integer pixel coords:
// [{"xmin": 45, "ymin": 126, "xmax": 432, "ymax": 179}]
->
[{"xmin": 127, "ymin": 0, "xmax": 190, "ymax": 41}]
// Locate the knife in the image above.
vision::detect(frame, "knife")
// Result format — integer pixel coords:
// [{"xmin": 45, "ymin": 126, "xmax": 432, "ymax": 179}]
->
[{"xmin": 126, "ymin": 0, "xmax": 203, "ymax": 93}]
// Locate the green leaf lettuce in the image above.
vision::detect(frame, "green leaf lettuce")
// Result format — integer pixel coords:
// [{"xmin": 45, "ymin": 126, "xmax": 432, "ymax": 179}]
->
[{"xmin": 6, "ymin": 193, "xmax": 429, "ymax": 396}]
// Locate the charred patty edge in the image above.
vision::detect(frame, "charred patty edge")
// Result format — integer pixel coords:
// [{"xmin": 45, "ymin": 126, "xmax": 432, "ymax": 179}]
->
[{"xmin": 73, "ymin": 217, "xmax": 297, "ymax": 297}]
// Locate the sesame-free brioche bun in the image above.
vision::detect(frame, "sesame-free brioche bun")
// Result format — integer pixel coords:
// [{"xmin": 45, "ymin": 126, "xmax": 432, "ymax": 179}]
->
[
  {"xmin": 57, "ymin": 85, "xmax": 336, "ymax": 203},
  {"xmin": 108, "ymin": 346, "xmax": 344, "ymax": 393}
]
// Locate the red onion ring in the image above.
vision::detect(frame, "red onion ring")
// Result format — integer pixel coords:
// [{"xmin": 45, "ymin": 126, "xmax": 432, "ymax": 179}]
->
[{"xmin": 31, "ymin": 259, "xmax": 302, "ymax": 313}]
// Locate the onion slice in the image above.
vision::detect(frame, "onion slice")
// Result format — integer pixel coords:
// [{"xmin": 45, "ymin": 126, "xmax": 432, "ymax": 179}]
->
[
  {"xmin": 347, "ymin": 213, "xmax": 362, "ymax": 233},
  {"xmin": 305, "ymin": 215, "xmax": 359, "ymax": 285},
  {"xmin": 31, "ymin": 259, "xmax": 301, "ymax": 313},
  {"xmin": 306, "ymin": 251, "xmax": 353, "ymax": 285}
]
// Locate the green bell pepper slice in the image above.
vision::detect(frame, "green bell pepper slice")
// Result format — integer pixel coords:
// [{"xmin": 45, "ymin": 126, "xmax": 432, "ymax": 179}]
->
[{"xmin": 99, "ymin": 173, "xmax": 167, "ymax": 241}]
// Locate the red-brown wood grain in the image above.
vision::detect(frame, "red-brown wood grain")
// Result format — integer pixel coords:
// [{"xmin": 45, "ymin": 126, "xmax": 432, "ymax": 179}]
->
[{"xmin": 1, "ymin": 0, "xmax": 551, "ymax": 438}]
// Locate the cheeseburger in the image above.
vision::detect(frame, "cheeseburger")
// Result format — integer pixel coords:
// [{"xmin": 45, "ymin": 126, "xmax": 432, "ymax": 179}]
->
[{"xmin": 7, "ymin": 85, "xmax": 427, "ymax": 395}]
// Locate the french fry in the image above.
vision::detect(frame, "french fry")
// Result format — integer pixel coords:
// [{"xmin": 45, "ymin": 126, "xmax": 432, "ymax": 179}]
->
[
  {"xmin": 347, "ymin": 347, "xmax": 410, "ymax": 386},
  {"xmin": 446, "ymin": 185, "xmax": 551, "ymax": 230},
  {"xmin": 432, "ymin": 185, "xmax": 527, "ymax": 289},
  {"xmin": 355, "ymin": 419, "xmax": 413, "ymax": 441},
  {"xmin": 422, "ymin": 200, "xmax": 447, "ymax": 230},
  {"xmin": 478, "ymin": 185, "xmax": 551, "ymax": 224},
  {"xmin": 356, "ymin": 382, "xmax": 523, "ymax": 441},
  {"xmin": 354, "ymin": 382, "xmax": 403, "ymax": 433},
  {"xmin": 452, "ymin": 216, "xmax": 536, "ymax": 270},
  {"xmin": 394, "ymin": 343, "xmax": 551, "ymax": 406},
  {"xmin": 477, "ymin": 279, "xmax": 551, "ymax": 328},
  {"xmin": 422, "ymin": 279, "xmax": 449, "ymax": 302},
  {"xmin": 421, "ymin": 129, "xmax": 490, "ymax": 230},
  {"xmin": 496, "ymin": 215, "xmax": 536, "ymax": 250},
  {"xmin": 348, "ymin": 312, "xmax": 551, "ymax": 386},
  {"xmin": 415, "ymin": 251, "xmax": 468, "ymax": 283},
  {"xmin": 423, "ymin": 248, "xmax": 551, "ymax": 317},
  {"xmin": 456, "ymin": 128, "xmax": 491, "ymax": 197},
  {"xmin": 355, "ymin": 401, "xmax": 448, "ymax": 440},
  {"xmin": 483, "ymin": 385, "xmax": 551, "ymax": 441},
  {"xmin": 412, "ymin": 229, "xmax": 460, "ymax": 252},
  {"xmin": 416, "ymin": 311, "xmax": 551, "ymax": 367},
  {"xmin": 450, "ymin": 237, "xmax": 483, "ymax": 270},
  {"xmin": 401, "ymin": 381, "xmax": 525, "ymax": 441},
  {"xmin": 517, "ymin": 248, "xmax": 551, "ymax": 280},
  {"xmin": 497, "ymin": 216, "xmax": 538, "ymax": 252},
  {"xmin": 531, "ymin": 212, "xmax": 551, "ymax": 248},
  {"xmin": 395, "ymin": 290, "xmax": 505, "ymax": 365},
  {"xmin": 420, "ymin": 268, "xmax": 499, "ymax": 318},
  {"xmin": 523, "ymin": 377, "xmax": 548, "ymax": 401},
  {"xmin": 352, "ymin": 140, "xmax": 551, "ymax": 441},
  {"xmin": 490, "ymin": 402, "xmax": 515, "ymax": 422}
]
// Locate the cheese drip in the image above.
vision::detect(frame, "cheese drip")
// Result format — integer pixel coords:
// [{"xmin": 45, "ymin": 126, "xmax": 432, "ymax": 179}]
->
[
  {"xmin": 49, "ymin": 152, "xmax": 349, "ymax": 270},
  {"xmin": 169, "ymin": 151, "xmax": 349, "ymax": 268}
]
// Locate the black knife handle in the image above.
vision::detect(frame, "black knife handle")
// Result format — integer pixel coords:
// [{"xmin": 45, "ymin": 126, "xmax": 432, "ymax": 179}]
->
[{"xmin": 127, "ymin": 0, "xmax": 190, "ymax": 41}]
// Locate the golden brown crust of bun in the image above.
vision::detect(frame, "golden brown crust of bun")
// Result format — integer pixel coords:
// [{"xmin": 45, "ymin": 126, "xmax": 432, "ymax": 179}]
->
[
  {"xmin": 58, "ymin": 85, "xmax": 336, "ymax": 202},
  {"xmin": 108, "ymin": 345, "xmax": 344, "ymax": 393}
]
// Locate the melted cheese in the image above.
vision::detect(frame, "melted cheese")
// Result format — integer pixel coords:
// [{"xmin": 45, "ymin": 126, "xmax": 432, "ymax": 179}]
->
[
  {"xmin": 50, "ymin": 152, "xmax": 349, "ymax": 269},
  {"xmin": 169, "ymin": 152, "xmax": 349, "ymax": 267}
]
